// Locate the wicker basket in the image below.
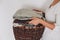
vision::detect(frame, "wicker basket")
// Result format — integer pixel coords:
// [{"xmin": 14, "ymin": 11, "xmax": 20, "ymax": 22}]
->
[
  {"xmin": 13, "ymin": 8, "xmax": 45, "ymax": 40},
  {"xmin": 13, "ymin": 19, "xmax": 45, "ymax": 40}
]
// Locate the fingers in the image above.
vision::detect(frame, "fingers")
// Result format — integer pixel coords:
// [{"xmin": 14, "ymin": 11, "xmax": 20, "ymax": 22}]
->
[
  {"xmin": 33, "ymin": 9, "xmax": 42, "ymax": 12},
  {"xmin": 29, "ymin": 19, "xmax": 40, "ymax": 25}
]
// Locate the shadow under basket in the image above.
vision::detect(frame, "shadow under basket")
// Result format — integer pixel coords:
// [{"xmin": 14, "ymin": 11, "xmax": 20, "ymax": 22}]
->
[{"xmin": 13, "ymin": 19, "xmax": 45, "ymax": 40}]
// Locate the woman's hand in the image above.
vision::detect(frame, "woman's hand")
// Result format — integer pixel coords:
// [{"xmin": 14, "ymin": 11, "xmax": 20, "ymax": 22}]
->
[
  {"xmin": 29, "ymin": 17, "xmax": 43, "ymax": 25},
  {"xmin": 29, "ymin": 17, "xmax": 55, "ymax": 30}
]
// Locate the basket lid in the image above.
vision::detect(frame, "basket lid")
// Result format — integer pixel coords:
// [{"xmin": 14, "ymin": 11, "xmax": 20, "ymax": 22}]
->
[{"xmin": 13, "ymin": 8, "xmax": 43, "ymax": 20}]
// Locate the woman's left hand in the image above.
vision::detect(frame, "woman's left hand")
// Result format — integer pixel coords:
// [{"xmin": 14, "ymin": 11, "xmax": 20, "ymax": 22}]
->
[{"xmin": 29, "ymin": 17, "xmax": 43, "ymax": 25}]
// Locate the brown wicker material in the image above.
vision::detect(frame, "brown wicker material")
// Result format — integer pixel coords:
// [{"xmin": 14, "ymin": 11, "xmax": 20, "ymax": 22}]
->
[{"xmin": 13, "ymin": 19, "xmax": 45, "ymax": 40}]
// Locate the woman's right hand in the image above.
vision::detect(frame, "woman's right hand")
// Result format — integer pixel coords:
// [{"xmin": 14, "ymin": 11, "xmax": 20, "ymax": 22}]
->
[
  {"xmin": 29, "ymin": 17, "xmax": 43, "ymax": 25},
  {"xmin": 33, "ymin": 9, "xmax": 44, "ymax": 13}
]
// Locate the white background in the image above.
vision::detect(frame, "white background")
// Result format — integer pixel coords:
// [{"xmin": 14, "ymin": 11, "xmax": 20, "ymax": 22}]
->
[{"xmin": 0, "ymin": 0, "xmax": 52, "ymax": 40}]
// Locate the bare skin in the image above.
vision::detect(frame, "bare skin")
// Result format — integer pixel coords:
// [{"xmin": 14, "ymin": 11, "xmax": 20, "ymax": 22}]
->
[{"xmin": 29, "ymin": 0, "xmax": 60, "ymax": 30}]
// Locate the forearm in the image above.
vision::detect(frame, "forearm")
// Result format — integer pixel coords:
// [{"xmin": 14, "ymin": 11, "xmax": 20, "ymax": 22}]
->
[{"xmin": 40, "ymin": 20, "xmax": 55, "ymax": 30}]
